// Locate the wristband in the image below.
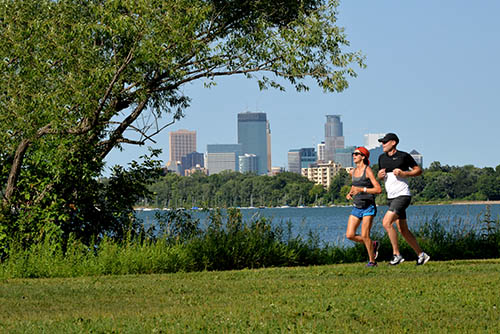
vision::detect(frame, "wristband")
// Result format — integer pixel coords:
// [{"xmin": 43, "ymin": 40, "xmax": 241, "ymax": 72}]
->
[{"xmin": 363, "ymin": 187, "xmax": 367, "ymax": 193}]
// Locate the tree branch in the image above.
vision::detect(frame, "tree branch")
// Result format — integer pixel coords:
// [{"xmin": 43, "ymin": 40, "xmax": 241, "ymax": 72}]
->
[
  {"xmin": 98, "ymin": 98, "xmax": 149, "ymax": 159},
  {"xmin": 3, "ymin": 123, "xmax": 52, "ymax": 205},
  {"xmin": 70, "ymin": 48, "xmax": 135, "ymax": 136}
]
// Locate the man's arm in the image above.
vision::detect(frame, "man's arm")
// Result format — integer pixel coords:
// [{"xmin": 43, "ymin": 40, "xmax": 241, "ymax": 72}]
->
[{"xmin": 393, "ymin": 165, "xmax": 422, "ymax": 178}]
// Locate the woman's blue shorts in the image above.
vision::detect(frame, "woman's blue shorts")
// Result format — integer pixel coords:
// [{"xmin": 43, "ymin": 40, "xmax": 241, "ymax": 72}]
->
[{"xmin": 350, "ymin": 205, "xmax": 377, "ymax": 219}]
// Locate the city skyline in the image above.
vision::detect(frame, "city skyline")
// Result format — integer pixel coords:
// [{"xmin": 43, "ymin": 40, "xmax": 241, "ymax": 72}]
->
[
  {"xmin": 168, "ymin": 115, "xmax": 404, "ymax": 175},
  {"xmin": 104, "ymin": 1, "xmax": 500, "ymax": 174},
  {"xmin": 108, "ymin": 109, "xmax": 430, "ymax": 175}
]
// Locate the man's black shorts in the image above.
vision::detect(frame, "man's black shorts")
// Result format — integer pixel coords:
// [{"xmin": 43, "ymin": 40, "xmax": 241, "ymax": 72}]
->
[{"xmin": 387, "ymin": 196, "xmax": 411, "ymax": 220}]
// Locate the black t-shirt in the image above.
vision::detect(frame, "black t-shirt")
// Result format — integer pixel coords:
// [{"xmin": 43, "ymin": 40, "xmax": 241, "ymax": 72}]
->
[{"xmin": 378, "ymin": 150, "xmax": 418, "ymax": 172}]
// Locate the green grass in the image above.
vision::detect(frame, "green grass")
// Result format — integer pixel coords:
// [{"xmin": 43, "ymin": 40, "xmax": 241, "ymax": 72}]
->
[{"xmin": 1, "ymin": 259, "xmax": 499, "ymax": 333}]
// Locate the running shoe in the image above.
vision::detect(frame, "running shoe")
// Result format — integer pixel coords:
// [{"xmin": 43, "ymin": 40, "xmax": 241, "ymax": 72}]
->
[
  {"xmin": 372, "ymin": 240, "xmax": 380, "ymax": 260},
  {"xmin": 366, "ymin": 261, "xmax": 378, "ymax": 267},
  {"xmin": 416, "ymin": 252, "xmax": 430, "ymax": 265},
  {"xmin": 389, "ymin": 254, "xmax": 405, "ymax": 265}
]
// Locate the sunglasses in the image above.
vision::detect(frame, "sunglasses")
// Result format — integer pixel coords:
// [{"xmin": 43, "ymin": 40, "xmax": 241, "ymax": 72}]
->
[{"xmin": 352, "ymin": 152, "xmax": 364, "ymax": 156}]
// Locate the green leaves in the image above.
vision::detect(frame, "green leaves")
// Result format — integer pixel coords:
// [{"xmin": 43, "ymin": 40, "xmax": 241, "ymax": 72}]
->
[{"xmin": 0, "ymin": 0, "xmax": 364, "ymax": 249}]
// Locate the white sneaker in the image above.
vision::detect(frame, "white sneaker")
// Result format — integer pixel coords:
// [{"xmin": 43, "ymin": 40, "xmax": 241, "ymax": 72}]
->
[
  {"xmin": 389, "ymin": 254, "xmax": 405, "ymax": 265},
  {"xmin": 417, "ymin": 252, "xmax": 430, "ymax": 265}
]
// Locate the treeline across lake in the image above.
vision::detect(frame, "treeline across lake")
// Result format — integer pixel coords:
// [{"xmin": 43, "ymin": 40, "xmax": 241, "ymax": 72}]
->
[{"xmin": 144, "ymin": 162, "xmax": 500, "ymax": 208}]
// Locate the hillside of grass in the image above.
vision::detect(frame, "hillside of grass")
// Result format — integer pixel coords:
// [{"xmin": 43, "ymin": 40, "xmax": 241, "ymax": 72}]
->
[{"xmin": 1, "ymin": 259, "xmax": 499, "ymax": 333}]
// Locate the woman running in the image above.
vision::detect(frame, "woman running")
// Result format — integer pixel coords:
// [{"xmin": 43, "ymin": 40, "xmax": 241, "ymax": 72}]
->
[{"xmin": 346, "ymin": 147, "xmax": 382, "ymax": 267}]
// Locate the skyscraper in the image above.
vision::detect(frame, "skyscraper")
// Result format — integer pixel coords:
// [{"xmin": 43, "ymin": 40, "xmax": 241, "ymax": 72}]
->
[
  {"xmin": 266, "ymin": 120, "xmax": 272, "ymax": 174},
  {"xmin": 239, "ymin": 154, "xmax": 259, "ymax": 173},
  {"xmin": 317, "ymin": 142, "xmax": 325, "ymax": 162},
  {"xmin": 287, "ymin": 149, "xmax": 301, "ymax": 173},
  {"xmin": 237, "ymin": 112, "xmax": 269, "ymax": 175},
  {"xmin": 205, "ymin": 144, "xmax": 242, "ymax": 175},
  {"xmin": 168, "ymin": 129, "xmax": 196, "ymax": 167},
  {"xmin": 288, "ymin": 148, "xmax": 317, "ymax": 173},
  {"xmin": 324, "ymin": 115, "xmax": 344, "ymax": 162},
  {"xmin": 335, "ymin": 146, "xmax": 356, "ymax": 168}
]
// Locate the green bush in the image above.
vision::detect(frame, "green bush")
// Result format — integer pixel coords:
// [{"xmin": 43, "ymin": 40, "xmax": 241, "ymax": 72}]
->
[{"xmin": 1, "ymin": 208, "xmax": 498, "ymax": 279}]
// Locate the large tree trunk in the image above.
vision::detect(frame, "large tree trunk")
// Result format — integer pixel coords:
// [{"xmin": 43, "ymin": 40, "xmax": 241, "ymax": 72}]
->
[{"xmin": 3, "ymin": 138, "xmax": 31, "ymax": 205}]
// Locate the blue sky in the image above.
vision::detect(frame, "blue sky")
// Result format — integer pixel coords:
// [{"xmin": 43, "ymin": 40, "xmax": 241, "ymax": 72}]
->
[{"xmin": 105, "ymin": 1, "xmax": 500, "ymax": 173}]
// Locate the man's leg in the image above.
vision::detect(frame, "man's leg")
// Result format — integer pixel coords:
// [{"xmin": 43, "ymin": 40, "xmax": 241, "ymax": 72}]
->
[
  {"xmin": 395, "ymin": 219, "xmax": 423, "ymax": 255},
  {"xmin": 382, "ymin": 210, "xmax": 400, "ymax": 255}
]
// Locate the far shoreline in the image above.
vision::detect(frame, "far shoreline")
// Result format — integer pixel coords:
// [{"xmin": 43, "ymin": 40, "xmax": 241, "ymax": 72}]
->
[
  {"xmin": 135, "ymin": 200, "xmax": 500, "ymax": 210},
  {"xmin": 414, "ymin": 200, "xmax": 500, "ymax": 206},
  {"xmin": 437, "ymin": 200, "xmax": 500, "ymax": 205}
]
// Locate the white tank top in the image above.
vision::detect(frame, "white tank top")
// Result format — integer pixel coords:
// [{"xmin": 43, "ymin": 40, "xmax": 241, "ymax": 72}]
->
[{"xmin": 384, "ymin": 172, "xmax": 411, "ymax": 199}]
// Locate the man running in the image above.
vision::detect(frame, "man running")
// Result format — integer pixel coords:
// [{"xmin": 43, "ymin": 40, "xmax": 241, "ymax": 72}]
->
[{"xmin": 377, "ymin": 133, "xmax": 430, "ymax": 265}]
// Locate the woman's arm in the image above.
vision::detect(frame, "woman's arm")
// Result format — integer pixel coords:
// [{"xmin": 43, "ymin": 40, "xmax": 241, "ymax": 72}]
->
[{"xmin": 365, "ymin": 167, "xmax": 382, "ymax": 194}]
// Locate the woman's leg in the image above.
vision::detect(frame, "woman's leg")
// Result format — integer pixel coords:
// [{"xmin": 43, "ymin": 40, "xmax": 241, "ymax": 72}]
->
[
  {"xmin": 361, "ymin": 215, "xmax": 375, "ymax": 263},
  {"xmin": 346, "ymin": 215, "xmax": 363, "ymax": 243}
]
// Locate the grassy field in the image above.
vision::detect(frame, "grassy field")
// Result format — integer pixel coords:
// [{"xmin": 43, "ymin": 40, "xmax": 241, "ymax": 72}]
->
[{"xmin": 1, "ymin": 259, "xmax": 499, "ymax": 333}]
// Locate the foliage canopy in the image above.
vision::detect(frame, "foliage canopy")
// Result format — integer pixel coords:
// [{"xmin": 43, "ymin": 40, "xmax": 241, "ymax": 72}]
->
[{"xmin": 0, "ymin": 0, "xmax": 364, "ymax": 248}]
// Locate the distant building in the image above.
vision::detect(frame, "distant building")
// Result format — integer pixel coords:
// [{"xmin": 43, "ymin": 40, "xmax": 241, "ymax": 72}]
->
[
  {"xmin": 301, "ymin": 161, "xmax": 343, "ymax": 188},
  {"xmin": 300, "ymin": 148, "xmax": 316, "ymax": 169},
  {"xmin": 364, "ymin": 133, "xmax": 385, "ymax": 150},
  {"xmin": 184, "ymin": 164, "xmax": 208, "ymax": 176},
  {"xmin": 369, "ymin": 145, "xmax": 384, "ymax": 166},
  {"xmin": 166, "ymin": 160, "xmax": 182, "ymax": 175},
  {"xmin": 335, "ymin": 146, "xmax": 356, "ymax": 168},
  {"xmin": 287, "ymin": 149, "xmax": 301, "ymax": 173},
  {"xmin": 205, "ymin": 144, "xmax": 242, "ymax": 175},
  {"xmin": 168, "ymin": 129, "xmax": 196, "ymax": 169},
  {"xmin": 410, "ymin": 149, "xmax": 424, "ymax": 167},
  {"xmin": 238, "ymin": 112, "xmax": 269, "ymax": 175},
  {"xmin": 239, "ymin": 154, "xmax": 259, "ymax": 173},
  {"xmin": 205, "ymin": 153, "xmax": 238, "ymax": 175},
  {"xmin": 266, "ymin": 121, "xmax": 272, "ymax": 174},
  {"xmin": 180, "ymin": 151, "xmax": 204, "ymax": 176},
  {"xmin": 317, "ymin": 142, "xmax": 325, "ymax": 162},
  {"xmin": 324, "ymin": 115, "xmax": 345, "ymax": 163},
  {"xmin": 271, "ymin": 166, "xmax": 285, "ymax": 176},
  {"xmin": 288, "ymin": 148, "xmax": 316, "ymax": 173}
]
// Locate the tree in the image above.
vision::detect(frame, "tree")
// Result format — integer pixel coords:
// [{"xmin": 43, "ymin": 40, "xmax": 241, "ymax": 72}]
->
[
  {"xmin": 477, "ymin": 168, "xmax": 500, "ymax": 200},
  {"xmin": 0, "ymin": 0, "xmax": 364, "ymax": 244},
  {"xmin": 326, "ymin": 168, "xmax": 349, "ymax": 203},
  {"xmin": 308, "ymin": 184, "xmax": 325, "ymax": 204}
]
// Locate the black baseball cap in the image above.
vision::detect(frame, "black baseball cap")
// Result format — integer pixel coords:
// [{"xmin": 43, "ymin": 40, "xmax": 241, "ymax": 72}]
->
[{"xmin": 378, "ymin": 133, "xmax": 399, "ymax": 144}]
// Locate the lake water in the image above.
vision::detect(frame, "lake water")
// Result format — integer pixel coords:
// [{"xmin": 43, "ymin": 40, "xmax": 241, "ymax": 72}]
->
[{"xmin": 136, "ymin": 204, "xmax": 500, "ymax": 246}]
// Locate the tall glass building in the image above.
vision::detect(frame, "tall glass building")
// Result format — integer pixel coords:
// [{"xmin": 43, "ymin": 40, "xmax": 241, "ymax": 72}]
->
[
  {"xmin": 287, "ymin": 149, "xmax": 301, "ymax": 173},
  {"xmin": 335, "ymin": 147, "xmax": 355, "ymax": 168},
  {"xmin": 239, "ymin": 154, "xmax": 259, "ymax": 173},
  {"xmin": 324, "ymin": 115, "xmax": 345, "ymax": 163},
  {"xmin": 237, "ymin": 112, "xmax": 269, "ymax": 175},
  {"xmin": 288, "ymin": 148, "xmax": 317, "ymax": 173},
  {"xmin": 300, "ymin": 148, "xmax": 317, "ymax": 169}
]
